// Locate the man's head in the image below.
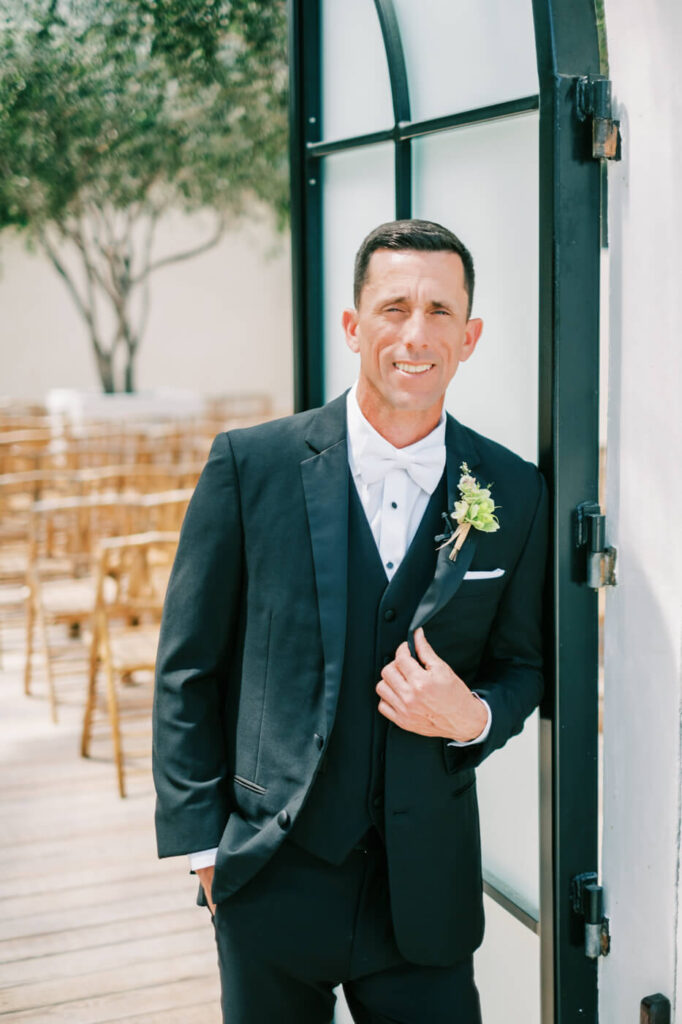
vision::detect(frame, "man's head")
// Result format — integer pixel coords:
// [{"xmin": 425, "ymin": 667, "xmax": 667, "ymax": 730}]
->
[
  {"xmin": 353, "ymin": 219, "xmax": 475, "ymax": 318},
  {"xmin": 343, "ymin": 219, "xmax": 483, "ymax": 440}
]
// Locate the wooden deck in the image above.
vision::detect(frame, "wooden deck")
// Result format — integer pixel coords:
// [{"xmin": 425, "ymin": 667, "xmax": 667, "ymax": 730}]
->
[{"xmin": 0, "ymin": 620, "xmax": 221, "ymax": 1023}]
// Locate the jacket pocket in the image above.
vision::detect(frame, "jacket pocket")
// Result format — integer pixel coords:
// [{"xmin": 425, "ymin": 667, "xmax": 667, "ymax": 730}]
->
[
  {"xmin": 451, "ymin": 772, "xmax": 476, "ymax": 798},
  {"xmin": 234, "ymin": 608, "xmax": 272, "ymax": 781},
  {"xmin": 233, "ymin": 774, "xmax": 267, "ymax": 795}
]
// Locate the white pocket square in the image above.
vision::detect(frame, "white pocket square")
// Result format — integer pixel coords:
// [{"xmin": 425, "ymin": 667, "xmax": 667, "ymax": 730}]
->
[{"xmin": 463, "ymin": 568, "xmax": 506, "ymax": 580}]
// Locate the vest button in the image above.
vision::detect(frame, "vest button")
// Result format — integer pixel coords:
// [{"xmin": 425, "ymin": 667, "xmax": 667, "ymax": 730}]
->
[
  {"xmin": 314, "ymin": 733, "xmax": 324, "ymax": 750},
  {"xmin": 277, "ymin": 810, "xmax": 290, "ymax": 830},
  {"xmin": 384, "ymin": 608, "xmax": 396, "ymax": 622}
]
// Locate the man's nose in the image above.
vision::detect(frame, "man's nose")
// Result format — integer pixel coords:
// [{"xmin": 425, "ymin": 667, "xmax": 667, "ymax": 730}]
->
[{"xmin": 402, "ymin": 311, "xmax": 428, "ymax": 347}]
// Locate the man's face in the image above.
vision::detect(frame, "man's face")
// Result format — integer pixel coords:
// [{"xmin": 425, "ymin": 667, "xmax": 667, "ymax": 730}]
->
[{"xmin": 343, "ymin": 249, "xmax": 483, "ymax": 422}]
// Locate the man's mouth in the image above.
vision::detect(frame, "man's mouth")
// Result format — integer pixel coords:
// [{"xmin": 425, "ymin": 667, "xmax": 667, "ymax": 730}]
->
[{"xmin": 394, "ymin": 361, "xmax": 434, "ymax": 375}]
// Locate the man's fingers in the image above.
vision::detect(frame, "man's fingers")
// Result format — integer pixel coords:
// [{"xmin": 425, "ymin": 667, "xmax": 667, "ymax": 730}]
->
[
  {"xmin": 394, "ymin": 640, "xmax": 419, "ymax": 675},
  {"xmin": 381, "ymin": 661, "xmax": 407, "ymax": 690},
  {"xmin": 196, "ymin": 866, "xmax": 216, "ymax": 916},
  {"xmin": 376, "ymin": 678, "xmax": 407, "ymax": 713},
  {"xmin": 377, "ymin": 698, "xmax": 400, "ymax": 725},
  {"xmin": 413, "ymin": 627, "xmax": 437, "ymax": 668}
]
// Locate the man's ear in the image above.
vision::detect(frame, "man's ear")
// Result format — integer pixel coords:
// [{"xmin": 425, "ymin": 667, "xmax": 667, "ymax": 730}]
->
[
  {"xmin": 342, "ymin": 308, "xmax": 360, "ymax": 353},
  {"xmin": 460, "ymin": 317, "xmax": 484, "ymax": 362}
]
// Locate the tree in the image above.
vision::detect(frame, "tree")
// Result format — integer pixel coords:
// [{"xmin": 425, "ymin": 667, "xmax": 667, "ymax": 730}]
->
[{"xmin": 0, "ymin": 0, "xmax": 288, "ymax": 393}]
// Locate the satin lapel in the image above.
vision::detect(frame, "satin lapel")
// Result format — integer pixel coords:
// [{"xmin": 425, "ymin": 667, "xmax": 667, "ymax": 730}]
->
[
  {"xmin": 408, "ymin": 415, "xmax": 480, "ymax": 638},
  {"xmin": 301, "ymin": 408, "xmax": 349, "ymax": 732}
]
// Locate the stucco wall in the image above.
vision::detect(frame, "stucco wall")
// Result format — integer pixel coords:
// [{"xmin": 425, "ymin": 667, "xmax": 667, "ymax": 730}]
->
[
  {"xmin": 0, "ymin": 211, "xmax": 293, "ymax": 414},
  {"xmin": 601, "ymin": 1, "xmax": 682, "ymax": 1019}
]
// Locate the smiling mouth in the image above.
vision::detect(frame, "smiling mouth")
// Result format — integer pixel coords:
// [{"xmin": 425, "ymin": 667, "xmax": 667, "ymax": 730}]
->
[{"xmin": 394, "ymin": 361, "xmax": 435, "ymax": 375}]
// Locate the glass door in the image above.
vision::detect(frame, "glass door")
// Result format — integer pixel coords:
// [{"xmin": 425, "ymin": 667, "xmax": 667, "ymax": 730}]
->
[{"xmin": 289, "ymin": 1, "xmax": 604, "ymax": 1019}]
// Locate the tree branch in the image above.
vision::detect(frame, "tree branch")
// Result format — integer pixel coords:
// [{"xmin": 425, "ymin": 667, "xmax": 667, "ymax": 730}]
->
[
  {"xmin": 133, "ymin": 213, "xmax": 226, "ymax": 285},
  {"xmin": 134, "ymin": 210, "xmax": 158, "ymax": 343},
  {"xmin": 60, "ymin": 219, "xmax": 119, "ymax": 305},
  {"xmin": 39, "ymin": 229, "xmax": 101, "ymax": 352},
  {"xmin": 75, "ymin": 216, "xmax": 104, "ymax": 358}
]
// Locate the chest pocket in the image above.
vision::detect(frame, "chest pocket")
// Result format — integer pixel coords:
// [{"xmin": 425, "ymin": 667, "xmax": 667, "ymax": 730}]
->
[{"xmin": 422, "ymin": 572, "xmax": 507, "ymax": 668}]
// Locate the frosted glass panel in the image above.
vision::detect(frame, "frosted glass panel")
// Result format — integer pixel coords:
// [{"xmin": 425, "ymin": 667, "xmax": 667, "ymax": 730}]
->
[
  {"xmin": 413, "ymin": 112, "xmax": 539, "ymax": 463},
  {"xmin": 476, "ymin": 895, "xmax": 541, "ymax": 1024},
  {"xmin": 322, "ymin": 0, "xmax": 394, "ymax": 140},
  {"xmin": 393, "ymin": 0, "xmax": 538, "ymax": 122},
  {"xmin": 414, "ymin": 112, "xmax": 540, "ymax": 913},
  {"xmin": 479, "ymin": 712, "xmax": 539, "ymax": 916},
  {"xmin": 323, "ymin": 145, "xmax": 395, "ymax": 401}
]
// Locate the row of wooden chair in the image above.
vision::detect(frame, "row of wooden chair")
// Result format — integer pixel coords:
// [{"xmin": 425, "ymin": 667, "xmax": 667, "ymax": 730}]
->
[
  {"xmin": 1, "ymin": 467, "xmax": 196, "ymax": 797},
  {"xmin": 24, "ymin": 489, "xmax": 192, "ymax": 718},
  {"xmin": 0, "ymin": 393, "xmax": 276, "ymax": 796}
]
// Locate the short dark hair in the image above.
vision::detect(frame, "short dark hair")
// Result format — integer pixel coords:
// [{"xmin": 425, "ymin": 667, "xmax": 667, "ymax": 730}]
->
[{"xmin": 353, "ymin": 218, "xmax": 475, "ymax": 317}]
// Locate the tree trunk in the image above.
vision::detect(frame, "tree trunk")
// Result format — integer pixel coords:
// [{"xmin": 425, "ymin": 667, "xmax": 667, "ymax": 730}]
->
[
  {"xmin": 96, "ymin": 349, "xmax": 115, "ymax": 394},
  {"xmin": 124, "ymin": 353, "xmax": 135, "ymax": 394}
]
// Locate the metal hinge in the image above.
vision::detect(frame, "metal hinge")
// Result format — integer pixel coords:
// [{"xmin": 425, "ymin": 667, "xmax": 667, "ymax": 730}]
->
[
  {"xmin": 575, "ymin": 501, "xmax": 617, "ymax": 588},
  {"xmin": 570, "ymin": 873, "xmax": 611, "ymax": 959},
  {"xmin": 576, "ymin": 74, "xmax": 621, "ymax": 160},
  {"xmin": 641, "ymin": 993, "xmax": 671, "ymax": 1024}
]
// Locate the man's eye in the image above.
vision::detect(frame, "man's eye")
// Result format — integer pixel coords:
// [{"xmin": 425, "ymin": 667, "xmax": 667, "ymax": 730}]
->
[{"xmin": 432, "ymin": 309, "xmax": 449, "ymax": 316}]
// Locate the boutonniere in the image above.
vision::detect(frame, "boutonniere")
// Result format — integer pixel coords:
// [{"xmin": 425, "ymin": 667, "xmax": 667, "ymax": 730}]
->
[{"xmin": 435, "ymin": 463, "xmax": 500, "ymax": 562}]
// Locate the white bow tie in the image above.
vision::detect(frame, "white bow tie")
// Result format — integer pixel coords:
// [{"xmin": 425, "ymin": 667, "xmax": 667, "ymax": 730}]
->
[{"xmin": 358, "ymin": 441, "xmax": 445, "ymax": 493}]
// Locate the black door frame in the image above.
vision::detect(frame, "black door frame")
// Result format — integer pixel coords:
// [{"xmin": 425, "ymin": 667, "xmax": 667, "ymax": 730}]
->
[{"xmin": 288, "ymin": 1, "xmax": 603, "ymax": 1018}]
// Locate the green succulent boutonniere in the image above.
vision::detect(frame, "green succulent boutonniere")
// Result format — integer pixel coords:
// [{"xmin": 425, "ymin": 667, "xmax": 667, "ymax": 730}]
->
[{"xmin": 436, "ymin": 462, "xmax": 500, "ymax": 562}]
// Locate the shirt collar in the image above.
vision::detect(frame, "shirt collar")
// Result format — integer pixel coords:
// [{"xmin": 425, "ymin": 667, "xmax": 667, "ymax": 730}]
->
[{"xmin": 346, "ymin": 381, "xmax": 446, "ymax": 490}]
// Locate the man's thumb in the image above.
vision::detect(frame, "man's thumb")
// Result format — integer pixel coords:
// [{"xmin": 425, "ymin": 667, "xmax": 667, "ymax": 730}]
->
[{"xmin": 414, "ymin": 627, "xmax": 435, "ymax": 666}]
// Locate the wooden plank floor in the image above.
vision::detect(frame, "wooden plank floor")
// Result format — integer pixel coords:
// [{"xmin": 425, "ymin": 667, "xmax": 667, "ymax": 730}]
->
[{"xmin": 0, "ymin": 619, "xmax": 221, "ymax": 1023}]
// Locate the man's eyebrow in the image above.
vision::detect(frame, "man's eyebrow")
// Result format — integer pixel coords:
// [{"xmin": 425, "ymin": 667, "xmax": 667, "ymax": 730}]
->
[
  {"xmin": 376, "ymin": 295, "xmax": 409, "ymax": 308},
  {"xmin": 428, "ymin": 299, "xmax": 454, "ymax": 311}
]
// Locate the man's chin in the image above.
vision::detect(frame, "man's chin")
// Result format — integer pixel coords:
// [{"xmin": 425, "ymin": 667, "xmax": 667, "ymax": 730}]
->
[{"xmin": 388, "ymin": 385, "xmax": 443, "ymax": 413}]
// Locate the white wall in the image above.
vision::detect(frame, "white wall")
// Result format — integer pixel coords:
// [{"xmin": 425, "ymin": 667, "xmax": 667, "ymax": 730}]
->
[
  {"xmin": 0, "ymin": 211, "xmax": 293, "ymax": 414},
  {"xmin": 601, "ymin": 1, "xmax": 682, "ymax": 1020}
]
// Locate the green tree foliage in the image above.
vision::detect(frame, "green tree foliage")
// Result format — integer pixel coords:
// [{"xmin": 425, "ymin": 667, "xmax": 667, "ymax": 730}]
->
[{"xmin": 0, "ymin": 0, "xmax": 288, "ymax": 392}]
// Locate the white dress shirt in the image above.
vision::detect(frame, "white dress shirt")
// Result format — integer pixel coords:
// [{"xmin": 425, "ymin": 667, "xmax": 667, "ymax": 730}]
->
[{"xmin": 188, "ymin": 385, "xmax": 490, "ymax": 871}]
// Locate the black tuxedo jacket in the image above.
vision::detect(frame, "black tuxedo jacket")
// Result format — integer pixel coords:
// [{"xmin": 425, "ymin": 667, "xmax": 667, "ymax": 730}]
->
[{"xmin": 152, "ymin": 391, "xmax": 548, "ymax": 965}]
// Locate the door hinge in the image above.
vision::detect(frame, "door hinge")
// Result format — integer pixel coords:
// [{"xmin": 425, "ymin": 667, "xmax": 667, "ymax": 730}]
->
[
  {"xmin": 570, "ymin": 873, "xmax": 611, "ymax": 959},
  {"xmin": 575, "ymin": 502, "xmax": 617, "ymax": 588},
  {"xmin": 576, "ymin": 74, "xmax": 621, "ymax": 160},
  {"xmin": 640, "ymin": 993, "xmax": 671, "ymax": 1024}
]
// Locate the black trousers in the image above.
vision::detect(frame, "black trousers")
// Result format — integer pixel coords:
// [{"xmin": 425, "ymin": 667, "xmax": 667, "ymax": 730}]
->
[{"xmin": 206, "ymin": 834, "xmax": 482, "ymax": 1024}]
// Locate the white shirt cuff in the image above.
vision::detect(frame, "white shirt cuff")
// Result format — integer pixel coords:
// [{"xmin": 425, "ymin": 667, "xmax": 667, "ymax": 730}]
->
[
  {"xmin": 188, "ymin": 848, "xmax": 218, "ymax": 871},
  {"xmin": 447, "ymin": 695, "xmax": 492, "ymax": 747}
]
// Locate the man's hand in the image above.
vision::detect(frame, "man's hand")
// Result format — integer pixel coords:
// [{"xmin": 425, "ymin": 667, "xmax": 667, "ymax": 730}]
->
[
  {"xmin": 196, "ymin": 865, "xmax": 216, "ymax": 916},
  {"xmin": 376, "ymin": 627, "xmax": 487, "ymax": 742}
]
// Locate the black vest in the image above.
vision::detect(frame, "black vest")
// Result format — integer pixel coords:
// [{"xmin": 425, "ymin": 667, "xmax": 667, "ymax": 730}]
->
[{"xmin": 289, "ymin": 471, "xmax": 447, "ymax": 864}]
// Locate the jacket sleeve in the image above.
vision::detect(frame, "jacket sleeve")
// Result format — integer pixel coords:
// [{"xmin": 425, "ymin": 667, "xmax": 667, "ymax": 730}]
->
[
  {"xmin": 445, "ymin": 470, "xmax": 549, "ymax": 772},
  {"xmin": 152, "ymin": 432, "xmax": 242, "ymax": 857}
]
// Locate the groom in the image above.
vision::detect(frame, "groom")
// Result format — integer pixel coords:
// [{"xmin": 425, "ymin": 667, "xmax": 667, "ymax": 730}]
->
[{"xmin": 152, "ymin": 219, "xmax": 547, "ymax": 1023}]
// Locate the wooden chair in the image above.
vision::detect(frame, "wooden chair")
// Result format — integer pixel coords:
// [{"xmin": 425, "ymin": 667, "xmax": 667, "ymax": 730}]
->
[
  {"xmin": 0, "ymin": 582, "xmax": 30, "ymax": 669},
  {"xmin": 131, "ymin": 488, "xmax": 194, "ymax": 533},
  {"xmin": 24, "ymin": 494, "xmax": 134, "ymax": 720},
  {"xmin": 81, "ymin": 531, "xmax": 179, "ymax": 796},
  {"xmin": 24, "ymin": 489, "xmax": 192, "ymax": 720}
]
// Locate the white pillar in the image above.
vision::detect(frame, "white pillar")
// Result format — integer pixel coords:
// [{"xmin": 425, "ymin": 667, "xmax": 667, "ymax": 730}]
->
[{"xmin": 601, "ymin": 1, "xmax": 682, "ymax": 1020}]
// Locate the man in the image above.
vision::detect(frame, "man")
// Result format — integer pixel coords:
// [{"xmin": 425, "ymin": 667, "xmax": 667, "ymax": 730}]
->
[{"xmin": 153, "ymin": 219, "xmax": 547, "ymax": 1023}]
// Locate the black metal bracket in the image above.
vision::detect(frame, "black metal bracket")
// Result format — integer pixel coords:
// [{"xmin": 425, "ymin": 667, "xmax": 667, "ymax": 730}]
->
[
  {"xmin": 575, "ymin": 501, "xmax": 617, "ymax": 588},
  {"xmin": 576, "ymin": 74, "xmax": 621, "ymax": 160},
  {"xmin": 570, "ymin": 873, "xmax": 610, "ymax": 959},
  {"xmin": 641, "ymin": 993, "xmax": 672, "ymax": 1024}
]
